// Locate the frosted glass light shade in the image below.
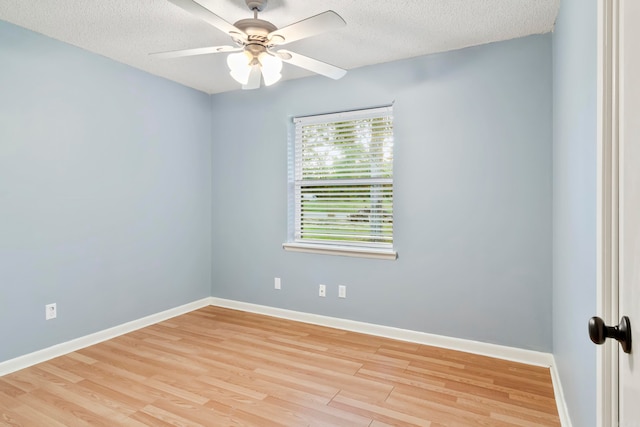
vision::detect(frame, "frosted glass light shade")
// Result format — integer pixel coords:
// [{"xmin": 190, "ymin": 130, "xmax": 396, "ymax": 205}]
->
[
  {"xmin": 259, "ymin": 52, "xmax": 282, "ymax": 86},
  {"xmin": 227, "ymin": 51, "xmax": 253, "ymax": 85}
]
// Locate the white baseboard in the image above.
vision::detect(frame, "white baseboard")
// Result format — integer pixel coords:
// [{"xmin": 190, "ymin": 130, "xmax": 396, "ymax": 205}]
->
[
  {"xmin": 209, "ymin": 297, "xmax": 554, "ymax": 368},
  {"xmin": 0, "ymin": 298, "xmax": 212, "ymax": 377},
  {"xmin": 550, "ymin": 359, "xmax": 574, "ymax": 427}
]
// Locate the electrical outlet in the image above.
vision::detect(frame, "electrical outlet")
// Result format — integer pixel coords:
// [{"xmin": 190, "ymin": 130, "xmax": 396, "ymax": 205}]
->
[
  {"xmin": 45, "ymin": 303, "xmax": 57, "ymax": 320},
  {"xmin": 319, "ymin": 284, "xmax": 326, "ymax": 297},
  {"xmin": 274, "ymin": 277, "xmax": 281, "ymax": 290},
  {"xmin": 339, "ymin": 285, "xmax": 347, "ymax": 298}
]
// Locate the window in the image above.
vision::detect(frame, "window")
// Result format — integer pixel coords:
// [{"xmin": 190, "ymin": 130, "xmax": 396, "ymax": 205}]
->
[{"xmin": 284, "ymin": 106, "xmax": 396, "ymax": 260}]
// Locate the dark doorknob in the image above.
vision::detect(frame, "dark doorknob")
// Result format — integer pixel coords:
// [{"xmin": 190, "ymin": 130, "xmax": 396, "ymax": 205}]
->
[{"xmin": 589, "ymin": 316, "xmax": 632, "ymax": 354}]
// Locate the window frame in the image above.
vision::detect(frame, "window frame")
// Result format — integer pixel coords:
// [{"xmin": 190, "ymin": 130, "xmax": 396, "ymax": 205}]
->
[{"xmin": 283, "ymin": 106, "xmax": 397, "ymax": 260}]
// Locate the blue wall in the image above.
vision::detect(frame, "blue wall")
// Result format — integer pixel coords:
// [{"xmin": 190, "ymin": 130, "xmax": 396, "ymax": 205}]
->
[
  {"xmin": 552, "ymin": 0, "xmax": 598, "ymax": 425},
  {"xmin": 0, "ymin": 21, "xmax": 213, "ymax": 362},
  {"xmin": 211, "ymin": 35, "xmax": 553, "ymax": 351}
]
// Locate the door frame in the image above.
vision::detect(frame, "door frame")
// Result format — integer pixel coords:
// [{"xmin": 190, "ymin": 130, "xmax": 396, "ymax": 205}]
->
[{"xmin": 597, "ymin": 0, "xmax": 619, "ymax": 426}]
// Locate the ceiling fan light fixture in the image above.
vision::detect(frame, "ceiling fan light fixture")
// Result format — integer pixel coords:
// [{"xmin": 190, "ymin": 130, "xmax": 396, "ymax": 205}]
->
[
  {"xmin": 157, "ymin": 1, "xmax": 347, "ymax": 90},
  {"xmin": 259, "ymin": 52, "xmax": 282, "ymax": 86},
  {"xmin": 227, "ymin": 51, "xmax": 253, "ymax": 84},
  {"xmin": 230, "ymin": 67, "xmax": 251, "ymax": 85},
  {"xmin": 262, "ymin": 70, "xmax": 282, "ymax": 86}
]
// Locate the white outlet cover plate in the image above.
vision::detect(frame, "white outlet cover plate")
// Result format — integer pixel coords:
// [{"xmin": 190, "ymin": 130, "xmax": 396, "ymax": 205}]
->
[
  {"xmin": 339, "ymin": 285, "xmax": 346, "ymax": 298},
  {"xmin": 45, "ymin": 303, "xmax": 57, "ymax": 320}
]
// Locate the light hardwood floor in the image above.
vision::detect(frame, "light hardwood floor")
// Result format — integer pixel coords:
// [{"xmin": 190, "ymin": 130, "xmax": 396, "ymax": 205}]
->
[{"xmin": 0, "ymin": 306, "xmax": 560, "ymax": 426}]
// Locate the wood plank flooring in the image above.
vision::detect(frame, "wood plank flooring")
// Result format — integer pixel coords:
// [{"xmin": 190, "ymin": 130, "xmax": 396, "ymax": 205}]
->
[{"xmin": 0, "ymin": 306, "xmax": 560, "ymax": 426}]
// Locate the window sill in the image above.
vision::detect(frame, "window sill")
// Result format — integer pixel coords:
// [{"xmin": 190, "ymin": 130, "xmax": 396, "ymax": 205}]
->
[{"xmin": 282, "ymin": 242, "xmax": 397, "ymax": 260}]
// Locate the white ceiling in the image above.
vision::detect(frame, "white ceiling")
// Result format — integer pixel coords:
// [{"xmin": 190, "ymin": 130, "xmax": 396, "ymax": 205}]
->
[{"xmin": 0, "ymin": 0, "xmax": 560, "ymax": 95}]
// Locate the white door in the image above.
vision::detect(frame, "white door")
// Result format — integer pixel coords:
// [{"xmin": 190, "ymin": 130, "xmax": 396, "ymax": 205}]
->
[{"xmin": 619, "ymin": 0, "xmax": 640, "ymax": 423}]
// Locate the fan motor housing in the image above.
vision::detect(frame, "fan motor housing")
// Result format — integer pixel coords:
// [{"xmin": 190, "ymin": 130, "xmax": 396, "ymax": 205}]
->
[{"xmin": 233, "ymin": 18, "xmax": 277, "ymax": 44}]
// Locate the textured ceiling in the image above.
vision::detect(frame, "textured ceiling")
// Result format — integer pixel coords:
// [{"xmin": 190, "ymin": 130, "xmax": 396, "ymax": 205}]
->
[{"xmin": 0, "ymin": 0, "xmax": 560, "ymax": 94}]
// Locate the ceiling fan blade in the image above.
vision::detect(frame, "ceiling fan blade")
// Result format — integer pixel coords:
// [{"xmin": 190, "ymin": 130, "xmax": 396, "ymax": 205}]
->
[
  {"xmin": 150, "ymin": 45, "xmax": 241, "ymax": 59},
  {"xmin": 276, "ymin": 49, "xmax": 346, "ymax": 80},
  {"xmin": 166, "ymin": 0, "xmax": 247, "ymax": 41},
  {"xmin": 268, "ymin": 11, "xmax": 345, "ymax": 45},
  {"xmin": 242, "ymin": 65, "xmax": 262, "ymax": 90}
]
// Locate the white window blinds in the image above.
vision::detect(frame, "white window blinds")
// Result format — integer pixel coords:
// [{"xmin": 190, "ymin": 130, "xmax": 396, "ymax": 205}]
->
[{"xmin": 293, "ymin": 106, "xmax": 394, "ymax": 249}]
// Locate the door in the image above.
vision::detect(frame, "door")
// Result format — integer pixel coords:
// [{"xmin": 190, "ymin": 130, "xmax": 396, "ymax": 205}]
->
[
  {"xmin": 619, "ymin": 0, "xmax": 640, "ymax": 423},
  {"xmin": 594, "ymin": 0, "xmax": 640, "ymax": 425}
]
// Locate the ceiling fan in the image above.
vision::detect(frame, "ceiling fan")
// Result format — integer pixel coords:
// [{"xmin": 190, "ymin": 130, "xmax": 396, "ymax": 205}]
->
[{"xmin": 152, "ymin": 0, "xmax": 347, "ymax": 90}]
